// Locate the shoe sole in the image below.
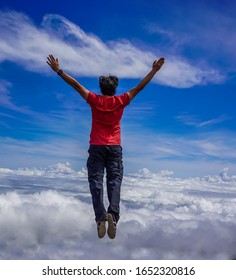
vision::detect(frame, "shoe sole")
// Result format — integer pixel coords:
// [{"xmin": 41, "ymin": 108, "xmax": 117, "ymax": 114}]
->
[
  {"xmin": 107, "ymin": 213, "xmax": 116, "ymax": 239},
  {"xmin": 98, "ymin": 221, "xmax": 106, "ymax": 238}
]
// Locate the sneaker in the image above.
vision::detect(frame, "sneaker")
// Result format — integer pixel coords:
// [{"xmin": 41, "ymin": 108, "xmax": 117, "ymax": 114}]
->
[
  {"xmin": 107, "ymin": 213, "xmax": 116, "ymax": 239},
  {"xmin": 97, "ymin": 221, "xmax": 106, "ymax": 238}
]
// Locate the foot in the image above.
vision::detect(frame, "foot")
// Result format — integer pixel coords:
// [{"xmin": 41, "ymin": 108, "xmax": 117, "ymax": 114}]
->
[
  {"xmin": 107, "ymin": 213, "xmax": 116, "ymax": 239},
  {"xmin": 97, "ymin": 221, "xmax": 106, "ymax": 238}
]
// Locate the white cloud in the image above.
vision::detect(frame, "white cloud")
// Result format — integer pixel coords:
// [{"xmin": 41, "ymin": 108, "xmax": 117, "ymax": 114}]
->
[
  {"xmin": 161, "ymin": 58, "xmax": 223, "ymax": 88},
  {"xmin": 0, "ymin": 10, "xmax": 224, "ymax": 88},
  {"xmin": 0, "ymin": 163, "xmax": 236, "ymax": 259},
  {"xmin": 176, "ymin": 113, "xmax": 231, "ymax": 128},
  {"xmin": 197, "ymin": 115, "xmax": 230, "ymax": 128}
]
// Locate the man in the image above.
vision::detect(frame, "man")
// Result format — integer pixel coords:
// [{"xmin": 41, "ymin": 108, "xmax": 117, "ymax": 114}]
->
[{"xmin": 46, "ymin": 54, "xmax": 165, "ymax": 239}]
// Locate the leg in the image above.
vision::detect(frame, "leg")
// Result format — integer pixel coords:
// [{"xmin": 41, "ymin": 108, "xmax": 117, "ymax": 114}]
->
[
  {"xmin": 106, "ymin": 145, "xmax": 123, "ymax": 224},
  {"xmin": 87, "ymin": 145, "xmax": 108, "ymax": 223}
]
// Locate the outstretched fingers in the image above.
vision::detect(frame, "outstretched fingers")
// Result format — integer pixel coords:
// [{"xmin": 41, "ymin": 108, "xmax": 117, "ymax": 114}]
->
[
  {"xmin": 47, "ymin": 54, "xmax": 54, "ymax": 64},
  {"xmin": 46, "ymin": 54, "xmax": 60, "ymax": 72},
  {"xmin": 157, "ymin": 57, "xmax": 165, "ymax": 66},
  {"xmin": 153, "ymin": 57, "xmax": 165, "ymax": 70}
]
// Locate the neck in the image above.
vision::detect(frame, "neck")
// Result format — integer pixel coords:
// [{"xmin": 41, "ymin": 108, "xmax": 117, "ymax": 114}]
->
[{"xmin": 102, "ymin": 94, "xmax": 115, "ymax": 97}]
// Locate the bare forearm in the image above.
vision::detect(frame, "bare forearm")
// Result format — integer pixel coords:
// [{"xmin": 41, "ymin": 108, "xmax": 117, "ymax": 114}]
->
[
  {"xmin": 135, "ymin": 68, "xmax": 158, "ymax": 91},
  {"xmin": 46, "ymin": 54, "xmax": 89, "ymax": 100},
  {"xmin": 57, "ymin": 71, "xmax": 89, "ymax": 100},
  {"xmin": 127, "ymin": 69, "xmax": 159, "ymax": 101},
  {"xmin": 127, "ymin": 57, "xmax": 165, "ymax": 101},
  {"xmin": 60, "ymin": 71, "xmax": 89, "ymax": 99}
]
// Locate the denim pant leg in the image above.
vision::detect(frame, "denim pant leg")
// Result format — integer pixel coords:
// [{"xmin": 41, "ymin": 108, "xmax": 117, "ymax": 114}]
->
[
  {"xmin": 87, "ymin": 145, "xmax": 108, "ymax": 223},
  {"xmin": 106, "ymin": 146, "xmax": 123, "ymax": 223}
]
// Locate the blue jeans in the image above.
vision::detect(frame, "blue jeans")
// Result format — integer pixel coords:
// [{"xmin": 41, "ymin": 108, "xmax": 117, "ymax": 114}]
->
[{"xmin": 87, "ymin": 145, "xmax": 123, "ymax": 223}]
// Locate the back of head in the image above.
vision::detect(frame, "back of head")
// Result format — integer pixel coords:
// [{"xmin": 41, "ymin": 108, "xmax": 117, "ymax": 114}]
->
[{"xmin": 99, "ymin": 75, "xmax": 118, "ymax": 96}]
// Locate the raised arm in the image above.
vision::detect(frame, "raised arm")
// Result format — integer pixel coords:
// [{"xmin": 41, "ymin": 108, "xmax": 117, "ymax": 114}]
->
[
  {"xmin": 46, "ymin": 54, "xmax": 89, "ymax": 100},
  {"xmin": 127, "ymin": 58, "xmax": 165, "ymax": 101}
]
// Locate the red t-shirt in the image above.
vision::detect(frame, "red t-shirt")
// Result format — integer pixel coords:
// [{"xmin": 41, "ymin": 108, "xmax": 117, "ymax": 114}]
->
[{"xmin": 86, "ymin": 92, "xmax": 130, "ymax": 145}]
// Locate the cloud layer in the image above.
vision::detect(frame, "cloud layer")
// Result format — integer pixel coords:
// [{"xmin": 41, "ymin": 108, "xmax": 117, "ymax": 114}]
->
[
  {"xmin": 0, "ymin": 10, "xmax": 224, "ymax": 88},
  {"xmin": 1, "ymin": 163, "xmax": 236, "ymax": 260}
]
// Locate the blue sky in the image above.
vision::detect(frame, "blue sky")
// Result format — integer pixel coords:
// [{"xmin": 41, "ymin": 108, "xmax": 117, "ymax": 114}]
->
[{"xmin": 0, "ymin": 0, "xmax": 236, "ymax": 177}]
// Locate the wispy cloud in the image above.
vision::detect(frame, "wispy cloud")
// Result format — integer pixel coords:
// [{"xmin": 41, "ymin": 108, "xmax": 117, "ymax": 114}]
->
[
  {"xmin": 176, "ymin": 113, "xmax": 231, "ymax": 128},
  {"xmin": 1, "ymin": 81, "xmax": 234, "ymax": 176},
  {"xmin": 0, "ymin": 136, "xmax": 88, "ymax": 170},
  {"xmin": 0, "ymin": 79, "xmax": 38, "ymax": 116},
  {"xmin": 121, "ymin": 129, "xmax": 236, "ymax": 176},
  {"xmin": 1, "ymin": 128, "xmax": 236, "ymax": 177},
  {"xmin": 197, "ymin": 115, "xmax": 230, "ymax": 127},
  {"xmin": 144, "ymin": 2, "xmax": 236, "ymax": 73},
  {"xmin": 0, "ymin": 78, "xmax": 91, "ymax": 140},
  {"xmin": 0, "ymin": 10, "xmax": 224, "ymax": 88},
  {"xmin": 1, "ymin": 81, "xmax": 235, "ymax": 177},
  {"xmin": 0, "ymin": 80, "xmax": 16, "ymax": 110}
]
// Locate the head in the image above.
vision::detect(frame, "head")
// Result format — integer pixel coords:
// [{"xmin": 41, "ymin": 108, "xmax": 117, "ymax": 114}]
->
[{"xmin": 99, "ymin": 75, "xmax": 118, "ymax": 96}]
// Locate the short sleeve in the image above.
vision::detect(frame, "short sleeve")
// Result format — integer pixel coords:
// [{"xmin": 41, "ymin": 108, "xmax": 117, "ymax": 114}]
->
[
  {"xmin": 86, "ymin": 92, "xmax": 98, "ymax": 107},
  {"xmin": 119, "ymin": 92, "xmax": 130, "ymax": 107}
]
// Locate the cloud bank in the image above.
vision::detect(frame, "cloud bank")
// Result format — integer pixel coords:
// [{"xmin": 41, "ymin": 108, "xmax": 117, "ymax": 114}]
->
[
  {"xmin": 0, "ymin": 10, "xmax": 224, "ymax": 88},
  {"xmin": 1, "ymin": 163, "xmax": 236, "ymax": 260}
]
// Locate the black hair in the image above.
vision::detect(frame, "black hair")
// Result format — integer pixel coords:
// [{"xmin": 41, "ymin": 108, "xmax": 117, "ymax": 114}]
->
[{"xmin": 99, "ymin": 75, "xmax": 118, "ymax": 96}]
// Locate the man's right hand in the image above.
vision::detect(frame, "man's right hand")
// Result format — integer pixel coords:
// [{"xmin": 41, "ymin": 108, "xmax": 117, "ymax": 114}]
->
[{"xmin": 46, "ymin": 54, "xmax": 60, "ymax": 73}]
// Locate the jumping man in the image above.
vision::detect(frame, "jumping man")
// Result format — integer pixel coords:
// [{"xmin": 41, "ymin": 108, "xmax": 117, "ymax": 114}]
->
[{"xmin": 46, "ymin": 55, "xmax": 165, "ymax": 239}]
